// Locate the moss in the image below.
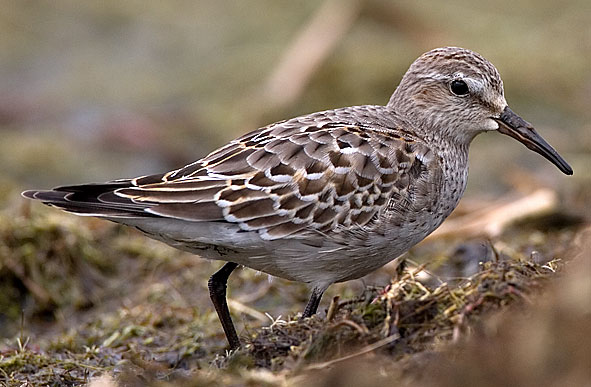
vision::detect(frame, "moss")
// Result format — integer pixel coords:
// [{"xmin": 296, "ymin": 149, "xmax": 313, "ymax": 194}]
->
[{"xmin": 243, "ymin": 252, "xmax": 566, "ymax": 371}]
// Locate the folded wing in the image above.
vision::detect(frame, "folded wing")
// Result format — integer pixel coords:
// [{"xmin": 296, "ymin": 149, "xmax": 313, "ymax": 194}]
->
[{"xmin": 23, "ymin": 116, "xmax": 437, "ymax": 240}]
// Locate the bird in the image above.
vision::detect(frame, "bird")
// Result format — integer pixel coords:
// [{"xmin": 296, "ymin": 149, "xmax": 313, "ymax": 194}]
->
[{"xmin": 22, "ymin": 47, "xmax": 573, "ymax": 350}]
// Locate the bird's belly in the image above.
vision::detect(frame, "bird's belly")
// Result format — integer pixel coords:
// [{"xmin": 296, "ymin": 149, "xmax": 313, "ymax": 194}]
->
[
  {"xmin": 123, "ymin": 216, "xmax": 411, "ymax": 285},
  {"xmin": 116, "ymin": 179, "xmax": 462, "ymax": 287}
]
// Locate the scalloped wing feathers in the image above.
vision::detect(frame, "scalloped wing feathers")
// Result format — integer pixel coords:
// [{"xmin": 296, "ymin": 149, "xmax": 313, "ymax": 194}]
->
[{"xmin": 23, "ymin": 107, "xmax": 442, "ymax": 241}]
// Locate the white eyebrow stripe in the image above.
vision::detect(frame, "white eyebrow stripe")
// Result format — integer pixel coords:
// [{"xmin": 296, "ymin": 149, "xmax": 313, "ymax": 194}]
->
[
  {"xmin": 418, "ymin": 72, "xmax": 449, "ymax": 80},
  {"xmin": 466, "ymin": 78, "xmax": 485, "ymax": 93}
]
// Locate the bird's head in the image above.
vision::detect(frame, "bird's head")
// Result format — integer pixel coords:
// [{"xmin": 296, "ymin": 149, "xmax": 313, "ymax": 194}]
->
[{"xmin": 389, "ymin": 46, "xmax": 572, "ymax": 175}]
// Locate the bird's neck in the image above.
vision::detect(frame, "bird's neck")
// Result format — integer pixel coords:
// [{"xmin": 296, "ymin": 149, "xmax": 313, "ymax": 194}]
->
[{"xmin": 386, "ymin": 96, "xmax": 481, "ymax": 149}]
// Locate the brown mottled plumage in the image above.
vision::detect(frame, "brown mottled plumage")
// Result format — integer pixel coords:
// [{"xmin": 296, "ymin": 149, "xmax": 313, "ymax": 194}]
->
[{"xmin": 22, "ymin": 47, "xmax": 572, "ymax": 349}]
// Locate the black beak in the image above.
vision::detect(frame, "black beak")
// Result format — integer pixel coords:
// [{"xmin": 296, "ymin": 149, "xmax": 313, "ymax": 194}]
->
[{"xmin": 493, "ymin": 106, "xmax": 573, "ymax": 175}]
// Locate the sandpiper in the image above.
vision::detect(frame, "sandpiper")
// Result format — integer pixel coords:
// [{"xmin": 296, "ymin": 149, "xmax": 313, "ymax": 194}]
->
[{"xmin": 23, "ymin": 47, "xmax": 572, "ymax": 349}]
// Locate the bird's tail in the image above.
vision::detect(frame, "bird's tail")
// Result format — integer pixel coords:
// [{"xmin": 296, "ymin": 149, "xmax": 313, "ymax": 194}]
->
[{"xmin": 22, "ymin": 181, "xmax": 155, "ymax": 218}]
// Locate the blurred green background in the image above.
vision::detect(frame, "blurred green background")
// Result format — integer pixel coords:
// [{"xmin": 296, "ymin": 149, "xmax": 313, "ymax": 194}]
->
[
  {"xmin": 1, "ymin": 0, "xmax": 589, "ymax": 201},
  {"xmin": 0, "ymin": 1, "xmax": 589, "ymax": 375}
]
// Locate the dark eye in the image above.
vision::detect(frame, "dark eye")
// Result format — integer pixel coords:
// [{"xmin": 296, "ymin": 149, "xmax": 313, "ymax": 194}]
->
[{"xmin": 450, "ymin": 80, "xmax": 469, "ymax": 96}]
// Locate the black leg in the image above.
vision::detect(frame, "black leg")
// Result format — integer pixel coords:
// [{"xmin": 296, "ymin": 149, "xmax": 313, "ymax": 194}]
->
[
  {"xmin": 208, "ymin": 262, "xmax": 240, "ymax": 350},
  {"xmin": 302, "ymin": 287, "xmax": 326, "ymax": 318},
  {"xmin": 395, "ymin": 257, "xmax": 407, "ymax": 280}
]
